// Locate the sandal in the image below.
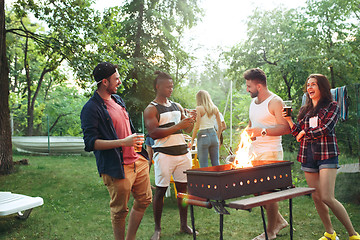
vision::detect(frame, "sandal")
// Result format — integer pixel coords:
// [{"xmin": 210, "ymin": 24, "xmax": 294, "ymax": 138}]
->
[
  {"xmin": 349, "ymin": 232, "xmax": 360, "ymax": 240},
  {"xmin": 319, "ymin": 231, "xmax": 339, "ymax": 240}
]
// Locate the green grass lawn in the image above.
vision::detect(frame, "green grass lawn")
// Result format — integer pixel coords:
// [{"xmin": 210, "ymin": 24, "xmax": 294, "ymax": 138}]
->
[{"xmin": 0, "ymin": 152, "xmax": 359, "ymax": 240}]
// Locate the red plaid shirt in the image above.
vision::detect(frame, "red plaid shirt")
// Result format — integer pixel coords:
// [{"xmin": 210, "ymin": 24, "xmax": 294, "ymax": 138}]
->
[{"xmin": 291, "ymin": 101, "xmax": 339, "ymax": 163}]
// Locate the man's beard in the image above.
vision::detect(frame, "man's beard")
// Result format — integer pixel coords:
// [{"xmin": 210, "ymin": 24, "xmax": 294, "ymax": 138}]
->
[
  {"xmin": 106, "ymin": 86, "xmax": 117, "ymax": 95},
  {"xmin": 250, "ymin": 90, "xmax": 258, "ymax": 98}
]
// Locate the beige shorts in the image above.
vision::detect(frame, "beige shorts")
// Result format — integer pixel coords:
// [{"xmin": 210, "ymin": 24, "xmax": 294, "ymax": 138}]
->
[
  {"xmin": 153, "ymin": 152, "xmax": 192, "ymax": 187},
  {"xmin": 253, "ymin": 151, "xmax": 283, "ymax": 161}
]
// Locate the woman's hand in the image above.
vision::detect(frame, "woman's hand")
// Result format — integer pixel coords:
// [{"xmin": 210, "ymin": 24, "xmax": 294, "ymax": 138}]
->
[
  {"xmin": 296, "ymin": 130, "xmax": 305, "ymax": 142},
  {"xmin": 282, "ymin": 108, "xmax": 294, "ymax": 128}
]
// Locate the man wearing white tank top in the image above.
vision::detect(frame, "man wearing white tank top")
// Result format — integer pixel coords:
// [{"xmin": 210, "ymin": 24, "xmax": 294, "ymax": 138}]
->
[{"xmin": 244, "ymin": 68, "xmax": 291, "ymax": 240}]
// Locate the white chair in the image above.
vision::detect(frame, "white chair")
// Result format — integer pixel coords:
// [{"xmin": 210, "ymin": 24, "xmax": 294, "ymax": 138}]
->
[{"xmin": 0, "ymin": 192, "xmax": 44, "ymax": 219}]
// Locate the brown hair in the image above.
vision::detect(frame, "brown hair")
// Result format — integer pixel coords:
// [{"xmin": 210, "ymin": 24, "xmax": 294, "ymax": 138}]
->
[
  {"xmin": 298, "ymin": 74, "xmax": 333, "ymax": 119},
  {"xmin": 243, "ymin": 68, "xmax": 267, "ymax": 86}
]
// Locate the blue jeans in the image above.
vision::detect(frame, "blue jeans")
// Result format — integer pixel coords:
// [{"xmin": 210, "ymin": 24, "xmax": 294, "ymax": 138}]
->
[{"xmin": 197, "ymin": 128, "xmax": 219, "ymax": 168}]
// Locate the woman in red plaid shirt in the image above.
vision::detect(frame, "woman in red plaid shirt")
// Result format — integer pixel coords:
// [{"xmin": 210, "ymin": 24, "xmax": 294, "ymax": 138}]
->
[{"xmin": 285, "ymin": 74, "xmax": 359, "ymax": 240}]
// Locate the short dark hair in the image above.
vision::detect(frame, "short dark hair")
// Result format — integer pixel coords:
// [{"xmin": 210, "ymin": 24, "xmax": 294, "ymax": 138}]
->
[
  {"xmin": 153, "ymin": 71, "xmax": 172, "ymax": 91},
  {"xmin": 243, "ymin": 68, "xmax": 267, "ymax": 86}
]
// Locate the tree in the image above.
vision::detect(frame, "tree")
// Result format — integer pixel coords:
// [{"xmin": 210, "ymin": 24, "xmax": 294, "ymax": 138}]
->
[
  {"xmin": 225, "ymin": 7, "xmax": 312, "ymax": 101},
  {"xmin": 118, "ymin": 0, "xmax": 202, "ymax": 127},
  {"xmin": 305, "ymin": 0, "xmax": 360, "ymax": 88},
  {"xmin": 42, "ymin": 85, "xmax": 87, "ymax": 136},
  {"xmin": 0, "ymin": 0, "xmax": 13, "ymax": 174},
  {"xmin": 7, "ymin": 0, "xmax": 100, "ymax": 135}
]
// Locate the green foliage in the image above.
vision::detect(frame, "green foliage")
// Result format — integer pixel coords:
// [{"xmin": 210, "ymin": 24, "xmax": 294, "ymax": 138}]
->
[
  {"xmin": 6, "ymin": 0, "xmax": 105, "ymax": 135},
  {"xmin": 118, "ymin": 0, "xmax": 202, "ymax": 127},
  {"xmin": 222, "ymin": 0, "xmax": 360, "ymax": 157},
  {"xmin": 42, "ymin": 85, "xmax": 87, "ymax": 136},
  {"xmin": 9, "ymin": 92, "xmax": 45, "ymax": 136},
  {"xmin": 6, "ymin": 0, "xmax": 202, "ymax": 135},
  {"xmin": 70, "ymin": 6, "xmax": 130, "ymax": 87}
]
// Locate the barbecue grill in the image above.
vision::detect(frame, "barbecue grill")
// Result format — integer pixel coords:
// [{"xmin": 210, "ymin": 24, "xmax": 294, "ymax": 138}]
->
[
  {"xmin": 186, "ymin": 160, "xmax": 293, "ymax": 201},
  {"xmin": 181, "ymin": 160, "xmax": 315, "ymax": 240}
]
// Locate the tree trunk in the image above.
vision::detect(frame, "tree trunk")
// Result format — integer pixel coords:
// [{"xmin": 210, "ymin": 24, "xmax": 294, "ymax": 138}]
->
[
  {"xmin": 25, "ymin": 50, "xmax": 56, "ymax": 135},
  {"xmin": 330, "ymin": 66, "xmax": 335, "ymax": 88},
  {"xmin": 44, "ymin": 76, "xmax": 53, "ymax": 101},
  {"xmin": 49, "ymin": 113, "xmax": 72, "ymax": 133},
  {"xmin": 27, "ymin": 67, "xmax": 51, "ymax": 135},
  {"xmin": 0, "ymin": 0, "xmax": 14, "ymax": 175},
  {"xmin": 281, "ymin": 73, "xmax": 292, "ymax": 100},
  {"xmin": 11, "ymin": 53, "xmax": 18, "ymax": 92},
  {"xmin": 24, "ymin": 35, "xmax": 34, "ymax": 136}
]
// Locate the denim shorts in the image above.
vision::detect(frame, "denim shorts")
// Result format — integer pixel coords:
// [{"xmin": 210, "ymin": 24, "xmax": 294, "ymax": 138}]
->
[{"xmin": 301, "ymin": 144, "xmax": 339, "ymax": 173}]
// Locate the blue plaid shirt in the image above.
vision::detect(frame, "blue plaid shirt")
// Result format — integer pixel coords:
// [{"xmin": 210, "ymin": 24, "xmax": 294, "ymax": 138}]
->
[{"xmin": 291, "ymin": 101, "xmax": 340, "ymax": 163}]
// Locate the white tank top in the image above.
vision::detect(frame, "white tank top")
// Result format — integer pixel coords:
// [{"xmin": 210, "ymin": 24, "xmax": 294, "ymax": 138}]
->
[
  {"xmin": 150, "ymin": 101, "xmax": 188, "ymax": 156},
  {"xmin": 199, "ymin": 112, "xmax": 216, "ymax": 130},
  {"xmin": 249, "ymin": 93, "xmax": 282, "ymax": 153}
]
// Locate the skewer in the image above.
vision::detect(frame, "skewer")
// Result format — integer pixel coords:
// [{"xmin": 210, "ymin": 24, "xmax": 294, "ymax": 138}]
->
[{"xmin": 224, "ymin": 144, "xmax": 234, "ymax": 155}]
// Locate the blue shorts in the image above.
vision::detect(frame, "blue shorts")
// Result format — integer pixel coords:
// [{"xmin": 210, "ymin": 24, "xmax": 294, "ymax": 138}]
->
[{"xmin": 301, "ymin": 144, "xmax": 339, "ymax": 173}]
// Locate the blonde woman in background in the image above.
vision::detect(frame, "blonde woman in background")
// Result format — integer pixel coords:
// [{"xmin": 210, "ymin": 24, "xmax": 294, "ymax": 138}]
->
[{"xmin": 191, "ymin": 90, "xmax": 222, "ymax": 168}]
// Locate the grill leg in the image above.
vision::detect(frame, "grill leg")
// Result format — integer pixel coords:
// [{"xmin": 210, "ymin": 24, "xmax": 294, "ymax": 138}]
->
[
  {"xmin": 260, "ymin": 206, "xmax": 269, "ymax": 240},
  {"xmin": 289, "ymin": 198, "xmax": 293, "ymax": 240},
  {"xmin": 190, "ymin": 205, "xmax": 196, "ymax": 240},
  {"xmin": 220, "ymin": 213, "xmax": 224, "ymax": 240}
]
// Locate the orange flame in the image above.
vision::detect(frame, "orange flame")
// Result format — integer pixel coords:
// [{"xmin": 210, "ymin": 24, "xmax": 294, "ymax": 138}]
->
[{"xmin": 232, "ymin": 128, "xmax": 255, "ymax": 168}]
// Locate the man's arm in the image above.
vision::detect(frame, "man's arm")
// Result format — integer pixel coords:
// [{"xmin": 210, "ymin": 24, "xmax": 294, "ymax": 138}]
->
[
  {"xmin": 176, "ymin": 103, "xmax": 194, "ymax": 133},
  {"xmin": 144, "ymin": 104, "xmax": 194, "ymax": 140},
  {"xmin": 268, "ymin": 98, "xmax": 291, "ymax": 135},
  {"xmin": 191, "ymin": 106, "xmax": 202, "ymax": 145},
  {"xmin": 93, "ymin": 134, "xmax": 142, "ymax": 150}
]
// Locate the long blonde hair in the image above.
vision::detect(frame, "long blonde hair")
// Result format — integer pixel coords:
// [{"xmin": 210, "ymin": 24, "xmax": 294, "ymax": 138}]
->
[{"xmin": 196, "ymin": 90, "xmax": 217, "ymax": 117}]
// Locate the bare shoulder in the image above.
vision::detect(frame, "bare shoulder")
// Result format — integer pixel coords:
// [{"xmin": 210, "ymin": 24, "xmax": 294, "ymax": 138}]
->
[
  {"xmin": 144, "ymin": 104, "xmax": 157, "ymax": 117},
  {"xmin": 269, "ymin": 95, "xmax": 284, "ymax": 114},
  {"xmin": 196, "ymin": 105, "xmax": 203, "ymax": 111},
  {"xmin": 196, "ymin": 105, "xmax": 205, "ymax": 115},
  {"xmin": 271, "ymin": 95, "xmax": 284, "ymax": 105},
  {"xmin": 144, "ymin": 103, "xmax": 156, "ymax": 111}
]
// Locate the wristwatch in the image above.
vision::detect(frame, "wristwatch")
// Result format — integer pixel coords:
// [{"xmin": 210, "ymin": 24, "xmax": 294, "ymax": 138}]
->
[{"xmin": 261, "ymin": 128, "xmax": 267, "ymax": 137}]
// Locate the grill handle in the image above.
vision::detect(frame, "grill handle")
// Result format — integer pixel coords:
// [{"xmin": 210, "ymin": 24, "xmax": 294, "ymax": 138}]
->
[{"xmin": 177, "ymin": 193, "xmax": 212, "ymax": 209}]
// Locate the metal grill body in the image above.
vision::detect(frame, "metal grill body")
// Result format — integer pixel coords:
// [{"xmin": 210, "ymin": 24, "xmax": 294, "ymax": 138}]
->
[{"xmin": 185, "ymin": 160, "xmax": 294, "ymax": 201}]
